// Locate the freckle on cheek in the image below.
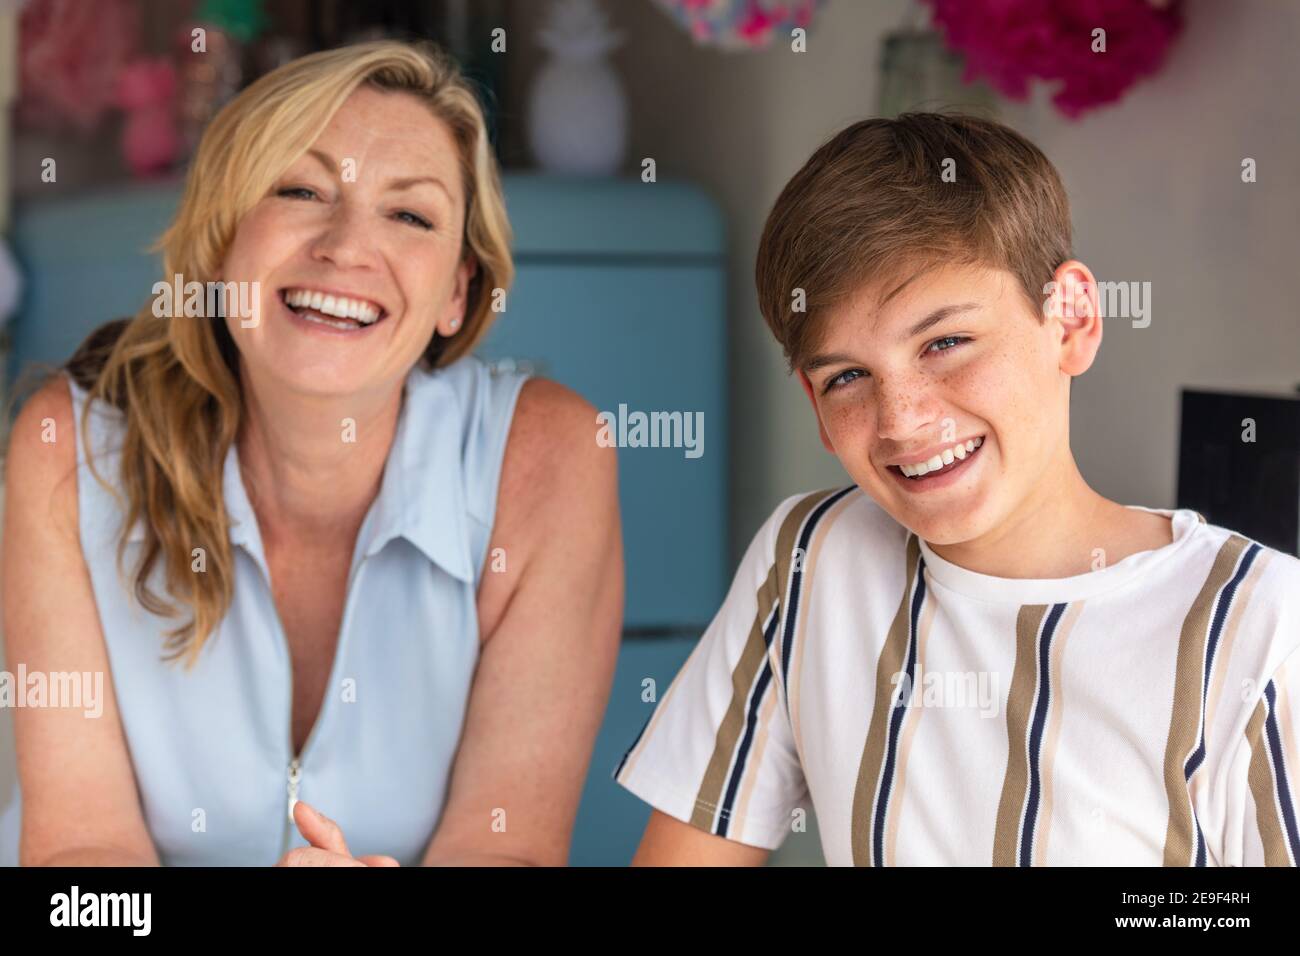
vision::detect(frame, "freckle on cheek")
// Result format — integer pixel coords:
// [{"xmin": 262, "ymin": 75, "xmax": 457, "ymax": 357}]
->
[{"xmin": 832, "ymin": 405, "xmax": 871, "ymax": 428}]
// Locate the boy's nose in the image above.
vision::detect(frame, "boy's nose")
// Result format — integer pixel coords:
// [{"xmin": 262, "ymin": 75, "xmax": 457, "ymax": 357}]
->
[{"xmin": 873, "ymin": 378, "xmax": 946, "ymax": 443}]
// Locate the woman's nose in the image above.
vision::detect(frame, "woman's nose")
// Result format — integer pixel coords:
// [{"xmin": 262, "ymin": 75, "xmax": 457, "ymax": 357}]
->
[{"xmin": 309, "ymin": 204, "xmax": 379, "ymax": 271}]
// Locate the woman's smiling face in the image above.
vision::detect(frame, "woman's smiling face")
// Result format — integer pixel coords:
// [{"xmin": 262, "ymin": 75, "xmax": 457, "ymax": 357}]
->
[
  {"xmin": 220, "ymin": 84, "xmax": 473, "ymax": 396},
  {"xmin": 799, "ymin": 263, "xmax": 1088, "ymax": 547}
]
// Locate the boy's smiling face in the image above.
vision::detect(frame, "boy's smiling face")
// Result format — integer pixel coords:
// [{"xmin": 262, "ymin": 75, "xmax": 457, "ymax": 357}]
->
[{"xmin": 799, "ymin": 261, "xmax": 1101, "ymax": 547}]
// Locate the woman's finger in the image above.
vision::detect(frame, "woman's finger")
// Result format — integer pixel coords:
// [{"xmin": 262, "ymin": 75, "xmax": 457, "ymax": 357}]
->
[
  {"xmin": 292, "ymin": 800, "xmax": 351, "ymax": 856},
  {"xmin": 356, "ymin": 854, "xmax": 402, "ymax": 867},
  {"xmin": 275, "ymin": 847, "xmax": 366, "ymax": 867}
]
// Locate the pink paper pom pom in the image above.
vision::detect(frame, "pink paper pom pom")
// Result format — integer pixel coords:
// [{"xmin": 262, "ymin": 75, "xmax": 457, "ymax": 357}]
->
[{"xmin": 923, "ymin": 0, "xmax": 1184, "ymax": 119}]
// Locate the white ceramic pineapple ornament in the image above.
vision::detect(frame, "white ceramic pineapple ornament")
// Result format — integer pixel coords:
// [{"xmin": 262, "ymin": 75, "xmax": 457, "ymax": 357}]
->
[{"xmin": 527, "ymin": 0, "xmax": 628, "ymax": 175}]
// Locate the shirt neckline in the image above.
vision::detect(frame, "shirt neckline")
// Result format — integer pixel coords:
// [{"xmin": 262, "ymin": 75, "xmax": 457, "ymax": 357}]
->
[
  {"xmin": 220, "ymin": 361, "xmax": 474, "ymax": 583},
  {"xmin": 915, "ymin": 506, "xmax": 1202, "ymax": 605}
]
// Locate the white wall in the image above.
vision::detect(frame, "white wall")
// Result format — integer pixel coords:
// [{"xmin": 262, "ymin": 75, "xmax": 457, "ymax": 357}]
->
[{"xmin": 1005, "ymin": 0, "xmax": 1300, "ymax": 509}]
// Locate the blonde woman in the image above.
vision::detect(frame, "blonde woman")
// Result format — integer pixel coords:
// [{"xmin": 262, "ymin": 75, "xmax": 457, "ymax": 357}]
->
[{"xmin": 0, "ymin": 41, "xmax": 623, "ymax": 866}]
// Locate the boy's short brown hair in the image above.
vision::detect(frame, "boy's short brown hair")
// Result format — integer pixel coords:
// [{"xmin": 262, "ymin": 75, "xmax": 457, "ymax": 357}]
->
[{"xmin": 755, "ymin": 112, "xmax": 1073, "ymax": 371}]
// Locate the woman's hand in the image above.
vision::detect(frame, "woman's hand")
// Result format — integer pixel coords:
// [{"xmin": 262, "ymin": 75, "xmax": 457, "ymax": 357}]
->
[{"xmin": 273, "ymin": 801, "xmax": 401, "ymax": 867}]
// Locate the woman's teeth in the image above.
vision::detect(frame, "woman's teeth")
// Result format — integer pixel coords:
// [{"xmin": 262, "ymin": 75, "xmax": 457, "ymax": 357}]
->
[
  {"xmin": 282, "ymin": 288, "xmax": 383, "ymax": 327},
  {"xmin": 899, "ymin": 436, "xmax": 984, "ymax": 478}
]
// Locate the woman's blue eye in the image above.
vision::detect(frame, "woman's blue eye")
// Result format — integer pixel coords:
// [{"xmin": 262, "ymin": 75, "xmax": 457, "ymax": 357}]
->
[
  {"xmin": 927, "ymin": 335, "xmax": 970, "ymax": 354},
  {"xmin": 276, "ymin": 187, "xmax": 431, "ymax": 231},
  {"xmin": 394, "ymin": 210, "xmax": 433, "ymax": 230}
]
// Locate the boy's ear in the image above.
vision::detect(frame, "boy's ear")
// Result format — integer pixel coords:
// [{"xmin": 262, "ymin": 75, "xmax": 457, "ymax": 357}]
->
[
  {"xmin": 1043, "ymin": 259, "xmax": 1103, "ymax": 379},
  {"xmin": 797, "ymin": 370, "xmax": 836, "ymax": 454}
]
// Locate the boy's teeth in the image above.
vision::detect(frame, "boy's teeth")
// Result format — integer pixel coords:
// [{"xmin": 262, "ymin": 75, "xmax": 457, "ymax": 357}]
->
[{"xmin": 898, "ymin": 436, "xmax": 984, "ymax": 479}]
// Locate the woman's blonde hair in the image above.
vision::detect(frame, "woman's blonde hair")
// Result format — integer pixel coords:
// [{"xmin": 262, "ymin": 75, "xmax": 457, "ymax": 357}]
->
[{"xmin": 51, "ymin": 40, "xmax": 513, "ymax": 667}]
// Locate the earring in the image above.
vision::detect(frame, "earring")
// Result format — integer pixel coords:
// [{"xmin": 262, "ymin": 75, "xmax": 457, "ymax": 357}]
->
[{"xmin": 449, "ymin": 317, "xmax": 461, "ymax": 331}]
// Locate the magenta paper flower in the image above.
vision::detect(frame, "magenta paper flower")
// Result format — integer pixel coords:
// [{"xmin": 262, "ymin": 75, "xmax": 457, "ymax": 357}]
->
[
  {"xmin": 18, "ymin": 0, "xmax": 140, "ymax": 133},
  {"xmin": 922, "ymin": 0, "xmax": 1184, "ymax": 119}
]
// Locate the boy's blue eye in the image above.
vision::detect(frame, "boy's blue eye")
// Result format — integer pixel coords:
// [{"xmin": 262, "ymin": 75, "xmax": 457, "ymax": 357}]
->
[
  {"xmin": 825, "ymin": 368, "xmax": 866, "ymax": 392},
  {"xmin": 823, "ymin": 336, "xmax": 971, "ymax": 394},
  {"xmin": 927, "ymin": 334, "xmax": 970, "ymax": 354}
]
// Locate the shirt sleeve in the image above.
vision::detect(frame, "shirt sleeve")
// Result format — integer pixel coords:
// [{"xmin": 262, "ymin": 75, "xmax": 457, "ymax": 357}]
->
[
  {"xmin": 612, "ymin": 497, "xmax": 810, "ymax": 850},
  {"xmin": 1208, "ymin": 547, "xmax": 1300, "ymax": 867},
  {"xmin": 1235, "ymin": 642, "xmax": 1300, "ymax": 867}
]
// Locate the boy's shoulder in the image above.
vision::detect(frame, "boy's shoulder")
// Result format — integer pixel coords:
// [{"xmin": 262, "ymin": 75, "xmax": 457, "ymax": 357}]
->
[
  {"xmin": 1179, "ymin": 513, "xmax": 1300, "ymax": 666},
  {"xmin": 1186, "ymin": 513, "xmax": 1300, "ymax": 600},
  {"xmin": 750, "ymin": 484, "xmax": 910, "ymax": 569}
]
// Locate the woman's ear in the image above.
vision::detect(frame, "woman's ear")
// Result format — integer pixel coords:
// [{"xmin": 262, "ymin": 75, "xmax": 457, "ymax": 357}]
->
[{"xmin": 442, "ymin": 252, "xmax": 477, "ymax": 335}]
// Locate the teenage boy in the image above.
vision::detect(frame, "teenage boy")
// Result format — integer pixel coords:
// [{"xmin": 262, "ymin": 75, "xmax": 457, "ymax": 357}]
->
[{"xmin": 614, "ymin": 113, "xmax": 1299, "ymax": 866}]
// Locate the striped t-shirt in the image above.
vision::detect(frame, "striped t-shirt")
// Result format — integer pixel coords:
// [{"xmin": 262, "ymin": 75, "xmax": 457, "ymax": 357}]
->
[{"xmin": 614, "ymin": 487, "xmax": 1300, "ymax": 866}]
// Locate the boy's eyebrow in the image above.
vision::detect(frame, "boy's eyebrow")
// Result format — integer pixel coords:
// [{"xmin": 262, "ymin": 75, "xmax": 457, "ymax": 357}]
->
[
  {"xmin": 802, "ymin": 301, "xmax": 982, "ymax": 374},
  {"xmin": 803, "ymin": 351, "xmax": 858, "ymax": 374},
  {"xmin": 305, "ymin": 148, "xmax": 452, "ymax": 201},
  {"xmin": 902, "ymin": 301, "xmax": 982, "ymax": 340}
]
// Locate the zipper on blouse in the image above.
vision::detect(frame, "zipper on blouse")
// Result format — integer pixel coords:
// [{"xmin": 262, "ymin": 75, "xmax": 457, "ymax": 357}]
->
[
  {"xmin": 281, "ymin": 757, "xmax": 302, "ymax": 857},
  {"xmin": 286, "ymin": 757, "xmax": 302, "ymax": 822},
  {"xmin": 275, "ymin": 556, "xmax": 370, "ymax": 860}
]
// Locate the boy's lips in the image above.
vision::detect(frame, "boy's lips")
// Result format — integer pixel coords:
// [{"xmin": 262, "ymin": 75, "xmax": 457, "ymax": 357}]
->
[{"xmin": 886, "ymin": 436, "xmax": 986, "ymax": 493}]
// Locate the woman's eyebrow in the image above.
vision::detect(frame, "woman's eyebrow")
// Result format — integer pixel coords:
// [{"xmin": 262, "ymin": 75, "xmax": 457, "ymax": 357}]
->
[
  {"xmin": 386, "ymin": 175, "xmax": 452, "ymax": 202},
  {"xmin": 306, "ymin": 147, "xmax": 338, "ymax": 175},
  {"xmin": 303, "ymin": 147, "xmax": 451, "ymax": 202}
]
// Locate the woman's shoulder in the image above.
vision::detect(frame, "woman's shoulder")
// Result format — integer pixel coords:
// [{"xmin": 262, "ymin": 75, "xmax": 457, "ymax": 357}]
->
[
  {"xmin": 497, "ymin": 375, "xmax": 615, "ymax": 536},
  {"xmin": 441, "ymin": 356, "xmax": 613, "ymax": 539},
  {"xmin": 4, "ymin": 372, "xmax": 80, "ymax": 544},
  {"xmin": 471, "ymin": 366, "xmax": 619, "ymax": 633},
  {"xmin": 403, "ymin": 356, "xmax": 612, "ymax": 558},
  {"xmin": 8, "ymin": 372, "xmax": 77, "ymax": 472},
  {"xmin": 415, "ymin": 354, "xmax": 603, "ymax": 473},
  {"xmin": 512, "ymin": 377, "xmax": 602, "ymax": 456}
]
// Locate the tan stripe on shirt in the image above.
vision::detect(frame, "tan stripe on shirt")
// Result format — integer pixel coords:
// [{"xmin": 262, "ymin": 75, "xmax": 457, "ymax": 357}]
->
[
  {"xmin": 850, "ymin": 533, "xmax": 922, "ymax": 866},
  {"xmin": 993, "ymin": 604, "xmax": 1050, "ymax": 866},
  {"xmin": 1161, "ymin": 535, "xmax": 1249, "ymax": 866}
]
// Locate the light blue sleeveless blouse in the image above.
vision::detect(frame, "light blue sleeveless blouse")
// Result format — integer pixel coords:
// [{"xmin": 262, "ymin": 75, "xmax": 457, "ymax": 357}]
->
[{"xmin": 1, "ymin": 355, "xmax": 528, "ymax": 866}]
